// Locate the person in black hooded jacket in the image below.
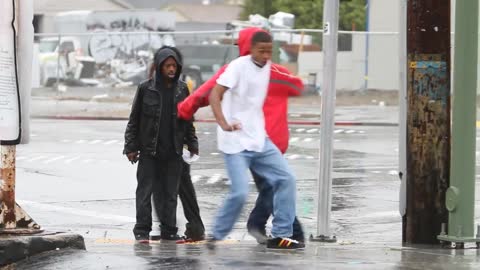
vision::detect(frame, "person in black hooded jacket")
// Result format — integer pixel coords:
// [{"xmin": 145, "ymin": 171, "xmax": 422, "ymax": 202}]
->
[
  {"xmin": 144, "ymin": 46, "xmax": 206, "ymax": 242},
  {"xmin": 123, "ymin": 46, "xmax": 197, "ymax": 241}
]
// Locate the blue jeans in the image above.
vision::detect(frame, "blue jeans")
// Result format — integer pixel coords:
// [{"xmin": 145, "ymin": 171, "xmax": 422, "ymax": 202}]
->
[
  {"xmin": 213, "ymin": 138, "xmax": 296, "ymax": 239},
  {"xmin": 247, "ymin": 171, "xmax": 305, "ymax": 241}
]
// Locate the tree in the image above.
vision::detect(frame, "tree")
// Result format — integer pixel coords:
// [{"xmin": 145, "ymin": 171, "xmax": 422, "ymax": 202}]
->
[
  {"xmin": 339, "ymin": 0, "xmax": 367, "ymax": 30},
  {"xmin": 240, "ymin": 0, "xmax": 276, "ymax": 19},
  {"xmin": 240, "ymin": 0, "xmax": 367, "ymax": 31}
]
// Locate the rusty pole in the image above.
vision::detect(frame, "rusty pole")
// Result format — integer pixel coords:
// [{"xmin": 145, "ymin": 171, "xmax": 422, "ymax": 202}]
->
[
  {"xmin": 0, "ymin": 144, "xmax": 41, "ymax": 233},
  {"xmin": 0, "ymin": 145, "xmax": 16, "ymax": 229},
  {"xmin": 404, "ymin": 0, "xmax": 450, "ymax": 244}
]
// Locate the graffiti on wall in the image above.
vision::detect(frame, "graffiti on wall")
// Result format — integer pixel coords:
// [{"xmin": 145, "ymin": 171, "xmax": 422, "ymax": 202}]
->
[{"xmin": 86, "ymin": 11, "xmax": 175, "ymax": 63}]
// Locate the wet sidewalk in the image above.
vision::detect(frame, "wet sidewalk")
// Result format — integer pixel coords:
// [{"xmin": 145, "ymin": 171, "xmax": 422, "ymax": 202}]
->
[{"xmin": 10, "ymin": 238, "xmax": 480, "ymax": 269}]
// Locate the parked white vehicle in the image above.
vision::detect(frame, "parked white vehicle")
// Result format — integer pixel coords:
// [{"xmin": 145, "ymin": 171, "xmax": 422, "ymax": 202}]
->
[{"xmin": 38, "ymin": 36, "xmax": 85, "ymax": 86}]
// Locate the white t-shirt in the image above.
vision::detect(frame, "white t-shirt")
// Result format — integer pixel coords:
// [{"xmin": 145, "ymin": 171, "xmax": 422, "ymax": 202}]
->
[{"xmin": 216, "ymin": 55, "xmax": 271, "ymax": 154}]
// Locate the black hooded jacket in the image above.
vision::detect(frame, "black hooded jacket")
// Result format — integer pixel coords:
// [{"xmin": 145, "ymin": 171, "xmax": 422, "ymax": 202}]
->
[{"xmin": 123, "ymin": 47, "xmax": 197, "ymax": 157}]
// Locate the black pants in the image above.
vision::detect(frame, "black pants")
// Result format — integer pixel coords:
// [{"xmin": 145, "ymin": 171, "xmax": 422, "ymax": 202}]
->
[
  {"xmin": 133, "ymin": 154, "xmax": 183, "ymax": 237},
  {"xmin": 247, "ymin": 171, "xmax": 305, "ymax": 241},
  {"xmin": 179, "ymin": 163, "xmax": 205, "ymax": 239}
]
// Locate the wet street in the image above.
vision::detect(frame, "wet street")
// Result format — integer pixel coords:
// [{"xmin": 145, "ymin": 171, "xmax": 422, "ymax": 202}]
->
[{"xmin": 9, "ymin": 118, "xmax": 480, "ymax": 269}]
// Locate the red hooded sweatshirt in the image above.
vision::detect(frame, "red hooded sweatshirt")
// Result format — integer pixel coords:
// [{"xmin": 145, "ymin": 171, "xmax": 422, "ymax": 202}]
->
[{"xmin": 177, "ymin": 27, "xmax": 304, "ymax": 153}]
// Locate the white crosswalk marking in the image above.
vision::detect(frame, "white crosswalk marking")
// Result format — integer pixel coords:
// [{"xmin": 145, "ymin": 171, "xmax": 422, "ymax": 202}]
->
[
  {"xmin": 334, "ymin": 129, "xmax": 344, "ymax": 134},
  {"xmin": 27, "ymin": 155, "xmax": 49, "ymax": 162},
  {"xmin": 203, "ymin": 132, "xmax": 211, "ymax": 135},
  {"xmin": 388, "ymin": 170, "xmax": 398, "ymax": 175},
  {"xmin": 303, "ymin": 138, "xmax": 313, "ymax": 142},
  {"xmin": 295, "ymin": 128, "xmax": 305, "ymax": 132},
  {"xmin": 191, "ymin": 175, "xmax": 202, "ymax": 183},
  {"xmin": 210, "ymin": 152, "xmax": 220, "ymax": 156},
  {"xmin": 61, "ymin": 139, "xmax": 72, "ymax": 143},
  {"xmin": 346, "ymin": 130, "xmax": 356, "ymax": 134},
  {"xmin": 43, "ymin": 155, "xmax": 66, "ymax": 164},
  {"xmin": 75, "ymin": 140, "xmax": 87, "ymax": 144},
  {"xmin": 289, "ymin": 137, "xmax": 300, "ymax": 143},
  {"xmin": 82, "ymin": 159, "xmax": 93, "ymax": 163},
  {"xmin": 89, "ymin": 140, "xmax": 103, "ymax": 145},
  {"xmin": 182, "ymin": 174, "xmax": 259, "ymax": 185},
  {"xmin": 104, "ymin": 140, "xmax": 118, "ymax": 145},
  {"xmin": 207, "ymin": 174, "xmax": 223, "ymax": 184},
  {"xmin": 65, "ymin": 156, "xmax": 81, "ymax": 164},
  {"xmin": 287, "ymin": 154, "xmax": 301, "ymax": 160},
  {"xmin": 306, "ymin": 128, "xmax": 318, "ymax": 133}
]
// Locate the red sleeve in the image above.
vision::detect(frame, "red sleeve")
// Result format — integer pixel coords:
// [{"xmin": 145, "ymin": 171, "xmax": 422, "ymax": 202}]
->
[
  {"xmin": 270, "ymin": 63, "xmax": 304, "ymax": 97},
  {"xmin": 177, "ymin": 64, "xmax": 228, "ymax": 120}
]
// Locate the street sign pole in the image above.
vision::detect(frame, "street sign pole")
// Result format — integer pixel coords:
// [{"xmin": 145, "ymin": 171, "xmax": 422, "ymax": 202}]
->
[{"xmin": 310, "ymin": 0, "xmax": 339, "ymax": 243}]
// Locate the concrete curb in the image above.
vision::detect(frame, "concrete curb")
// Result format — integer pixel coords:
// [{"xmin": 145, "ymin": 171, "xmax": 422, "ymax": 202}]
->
[
  {"xmin": 32, "ymin": 115, "xmax": 128, "ymax": 121},
  {"xmin": 31, "ymin": 115, "xmax": 399, "ymax": 127},
  {"xmin": 0, "ymin": 232, "xmax": 85, "ymax": 266}
]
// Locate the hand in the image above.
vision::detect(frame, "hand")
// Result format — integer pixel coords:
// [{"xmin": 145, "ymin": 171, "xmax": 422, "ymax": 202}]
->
[
  {"xmin": 221, "ymin": 122, "xmax": 242, "ymax": 132},
  {"xmin": 127, "ymin": 152, "xmax": 139, "ymax": 164}
]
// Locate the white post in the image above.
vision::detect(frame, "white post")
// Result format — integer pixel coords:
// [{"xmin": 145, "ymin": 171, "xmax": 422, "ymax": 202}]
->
[
  {"xmin": 17, "ymin": 0, "xmax": 34, "ymax": 144},
  {"xmin": 398, "ymin": 0, "xmax": 407, "ymax": 218},
  {"xmin": 312, "ymin": 0, "xmax": 339, "ymax": 242},
  {"xmin": 0, "ymin": 0, "xmax": 21, "ymax": 142}
]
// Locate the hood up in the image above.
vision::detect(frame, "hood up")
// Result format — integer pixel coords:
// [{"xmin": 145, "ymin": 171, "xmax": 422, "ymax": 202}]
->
[
  {"xmin": 153, "ymin": 47, "xmax": 183, "ymax": 87},
  {"xmin": 237, "ymin": 27, "xmax": 268, "ymax": 56}
]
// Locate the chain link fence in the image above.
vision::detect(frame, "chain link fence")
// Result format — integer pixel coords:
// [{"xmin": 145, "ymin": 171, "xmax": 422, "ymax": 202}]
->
[{"xmin": 32, "ymin": 29, "xmax": 402, "ymax": 95}]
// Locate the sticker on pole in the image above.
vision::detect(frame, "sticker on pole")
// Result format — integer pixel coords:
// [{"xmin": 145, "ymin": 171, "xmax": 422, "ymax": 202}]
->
[
  {"xmin": 323, "ymin": 22, "xmax": 330, "ymax": 35},
  {"xmin": 0, "ymin": 0, "xmax": 21, "ymax": 144}
]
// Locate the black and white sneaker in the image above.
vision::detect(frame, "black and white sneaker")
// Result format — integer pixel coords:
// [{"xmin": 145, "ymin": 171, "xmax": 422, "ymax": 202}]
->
[{"xmin": 267, "ymin": 237, "xmax": 305, "ymax": 249}]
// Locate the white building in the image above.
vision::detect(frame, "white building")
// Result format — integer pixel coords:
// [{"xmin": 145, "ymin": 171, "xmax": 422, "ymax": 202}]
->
[{"xmin": 297, "ymin": 0, "xmax": 476, "ymax": 92}]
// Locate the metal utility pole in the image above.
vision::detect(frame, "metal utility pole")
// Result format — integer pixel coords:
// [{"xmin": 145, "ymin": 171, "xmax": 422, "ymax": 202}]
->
[
  {"xmin": 1, "ymin": 146, "xmax": 17, "ymax": 229},
  {"xmin": 311, "ymin": 0, "xmax": 339, "ymax": 243},
  {"xmin": 404, "ymin": 0, "xmax": 450, "ymax": 244},
  {"xmin": 0, "ymin": 0, "xmax": 41, "ymax": 234},
  {"xmin": 437, "ymin": 0, "xmax": 480, "ymax": 248},
  {"xmin": 0, "ymin": 145, "xmax": 40, "ymax": 232}
]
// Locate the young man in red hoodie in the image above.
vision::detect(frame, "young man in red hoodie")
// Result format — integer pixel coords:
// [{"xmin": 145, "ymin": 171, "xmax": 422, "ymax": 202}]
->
[{"xmin": 177, "ymin": 27, "xmax": 305, "ymax": 244}]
